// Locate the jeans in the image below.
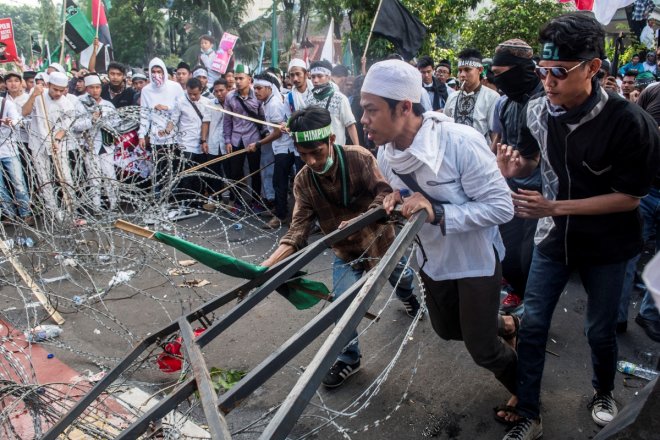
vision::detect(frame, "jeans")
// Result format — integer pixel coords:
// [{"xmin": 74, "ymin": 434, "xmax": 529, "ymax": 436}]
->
[
  {"xmin": 618, "ymin": 188, "xmax": 660, "ymax": 323},
  {"xmin": 516, "ymin": 248, "xmax": 627, "ymax": 420},
  {"xmin": 0, "ymin": 156, "xmax": 31, "ymax": 218},
  {"xmin": 332, "ymin": 255, "xmax": 415, "ymax": 364},
  {"xmin": 260, "ymin": 143, "xmax": 274, "ymax": 201}
]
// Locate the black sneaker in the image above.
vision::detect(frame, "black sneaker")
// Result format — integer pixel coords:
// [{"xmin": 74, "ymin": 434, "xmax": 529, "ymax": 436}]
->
[
  {"xmin": 588, "ymin": 391, "xmax": 618, "ymax": 427},
  {"xmin": 401, "ymin": 295, "xmax": 421, "ymax": 318},
  {"xmin": 322, "ymin": 360, "xmax": 361, "ymax": 388},
  {"xmin": 502, "ymin": 417, "xmax": 542, "ymax": 440}
]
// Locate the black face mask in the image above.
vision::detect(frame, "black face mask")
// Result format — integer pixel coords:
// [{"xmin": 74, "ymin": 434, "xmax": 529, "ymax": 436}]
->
[{"xmin": 492, "ymin": 63, "xmax": 539, "ymax": 102}]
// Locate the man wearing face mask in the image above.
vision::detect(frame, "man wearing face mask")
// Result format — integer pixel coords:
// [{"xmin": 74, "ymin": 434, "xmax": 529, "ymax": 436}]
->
[{"xmin": 489, "ymin": 39, "xmax": 544, "ymax": 316}]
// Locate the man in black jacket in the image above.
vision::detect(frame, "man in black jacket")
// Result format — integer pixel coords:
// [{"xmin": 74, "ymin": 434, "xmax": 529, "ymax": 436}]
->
[
  {"xmin": 417, "ymin": 56, "xmax": 449, "ymax": 111},
  {"xmin": 101, "ymin": 61, "xmax": 138, "ymax": 108}
]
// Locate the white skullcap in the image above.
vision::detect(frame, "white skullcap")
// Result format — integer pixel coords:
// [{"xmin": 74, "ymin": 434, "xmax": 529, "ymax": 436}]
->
[
  {"xmin": 48, "ymin": 72, "xmax": 68, "ymax": 87},
  {"xmin": 84, "ymin": 75, "xmax": 102, "ymax": 87},
  {"xmin": 49, "ymin": 62, "xmax": 66, "ymax": 74},
  {"xmin": 132, "ymin": 72, "xmax": 147, "ymax": 81},
  {"xmin": 288, "ymin": 58, "xmax": 307, "ymax": 72},
  {"xmin": 35, "ymin": 72, "xmax": 49, "ymax": 83},
  {"xmin": 361, "ymin": 59, "xmax": 422, "ymax": 104},
  {"xmin": 193, "ymin": 68, "xmax": 208, "ymax": 78}
]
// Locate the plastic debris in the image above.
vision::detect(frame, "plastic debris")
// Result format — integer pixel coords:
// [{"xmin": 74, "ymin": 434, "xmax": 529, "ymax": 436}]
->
[
  {"xmin": 26, "ymin": 325, "xmax": 62, "ymax": 343},
  {"xmin": 108, "ymin": 270, "xmax": 136, "ymax": 288}
]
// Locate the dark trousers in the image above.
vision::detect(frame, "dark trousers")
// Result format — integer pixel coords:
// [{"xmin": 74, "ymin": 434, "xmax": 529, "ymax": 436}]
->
[
  {"xmin": 152, "ymin": 144, "xmax": 182, "ymax": 203},
  {"xmin": 420, "ymin": 258, "xmax": 517, "ymax": 394},
  {"xmin": 273, "ymin": 152, "xmax": 298, "ymax": 220},
  {"xmin": 499, "ymin": 216, "xmax": 538, "ymax": 298},
  {"xmin": 179, "ymin": 151, "xmax": 206, "ymax": 206},
  {"xmin": 201, "ymin": 153, "xmax": 225, "ymax": 195},
  {"xmin": 226, "ymin": 141, "xmax": 261, "ymax": 202}
]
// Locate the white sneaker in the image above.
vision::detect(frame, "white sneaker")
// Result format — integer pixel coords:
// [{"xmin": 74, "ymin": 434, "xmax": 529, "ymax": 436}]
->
[
  {"xmin": 502, "ymin": 417, "xmax": 542, "ymax": 440},
  {"xmin": 588, "ymin": 391, "xmax": 618, "ymax": 427}
]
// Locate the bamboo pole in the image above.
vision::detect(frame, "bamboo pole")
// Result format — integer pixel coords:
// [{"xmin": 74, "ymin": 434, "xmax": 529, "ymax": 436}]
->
[
  {"xmin": 179, "ymin": 148, "xmax": 248, "ymax": 175},
  {"xmin": 204, "ymin": 104, "xmax": 282, "ymax": 129},
  {"xmin": 39, "ymin": 95, "xmax": 73, "ymax": 213},
  {"xmin": 59, "ymin": 0, "xmax": 66, "ymax": 65},
  {"xmin": 362, "ymin": 0, "xmax": 384, "ymax": 59},
  {"xmin": 113, "ymin": 219, "xmax": 155, "ymax": 239},
  {"xmin": 209, "ymin": 161, "xmax": 274, "ymax": 198}
]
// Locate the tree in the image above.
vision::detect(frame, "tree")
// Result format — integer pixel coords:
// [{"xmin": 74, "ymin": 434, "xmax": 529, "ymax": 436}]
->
[
  {"xmin": 38, "ymin": 0, "xmax": 61, "ymax": 50},
  {"xmin": 460, "ymin": 0, "xmax": 568, "ymax": 57},
  {"xmin": 0, "ymin": 4, "xmax": 40, "ymax": 58}
]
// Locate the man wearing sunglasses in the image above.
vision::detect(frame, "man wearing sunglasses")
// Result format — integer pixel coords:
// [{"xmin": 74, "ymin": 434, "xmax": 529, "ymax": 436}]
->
[{"xmin": 496, "ymin": 12, "xmax": 660, "ymax": 440}]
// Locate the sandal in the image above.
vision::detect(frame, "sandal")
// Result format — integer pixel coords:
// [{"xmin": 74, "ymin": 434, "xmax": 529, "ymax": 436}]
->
[
  {"xmin": 499, "ymin": 313, "xmax": 520, "ymax": 349},
  {"xmin": 493, "ymin": 404, "xmax": 519, "ymax": 426}
]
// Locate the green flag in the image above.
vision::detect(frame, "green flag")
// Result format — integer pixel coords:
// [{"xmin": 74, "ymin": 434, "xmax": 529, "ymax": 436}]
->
[
  {"xmin": 271, "ymin": 0, "xmax": 278, "ymax": 68},
  {"xmin": 343, "ymin": 38, "xmax": 355, "ymax": 75},
  {"xmin": 153, "ymin": 232, "xmax": 327, "ymax": 310}
]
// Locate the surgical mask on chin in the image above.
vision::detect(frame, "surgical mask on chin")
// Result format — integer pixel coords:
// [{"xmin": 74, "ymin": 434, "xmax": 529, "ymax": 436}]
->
[{"xmin": 312, "ymin": 148, "xmax": 334, "ymax": 175}]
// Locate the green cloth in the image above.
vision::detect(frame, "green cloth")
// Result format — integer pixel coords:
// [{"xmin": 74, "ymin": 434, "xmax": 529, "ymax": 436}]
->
[{"xmin": 153, "ymin": 232, "xmax": 326, "ymax": 310}]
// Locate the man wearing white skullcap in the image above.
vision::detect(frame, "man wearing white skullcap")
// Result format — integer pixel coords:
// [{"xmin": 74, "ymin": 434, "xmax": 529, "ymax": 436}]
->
[
  {"xmin": 73, "ymin": 73, "xmax": 120, "ymax": 211},
  {"xmin": 362, "ymin": 59, "xmax": 518, "ymax": 403},
  {"xmin": 47, "ymin": 62, "xmax": 66, "ymax": 75},
  {"xmin": 286, "ymin": 58, "xmax": 312, "ymax": 113},
  {"xmin": 23, "ymin": 69, "xmax": 77, "ymax": 220},
  {"xmin": 192, "ymin": 66, "xmax": 212, "ymax": 98}
]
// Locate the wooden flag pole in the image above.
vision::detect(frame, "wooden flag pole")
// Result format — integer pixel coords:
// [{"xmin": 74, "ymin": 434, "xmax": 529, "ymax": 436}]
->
[
  {"xmin": 209, "ymin": 161, "xmax": 274, "ymax": 198},
  {"xmin": 204, "ymin": 104, "xmax": 282, "ymax": 129},
  {"xmin": 89, "ymin": 0, "xmax": 104, "ymax": 72},
  {"xmin": 179, "ymin": 148, "xmax": 248, "ymax": 175},
  {"xmin": 59, "ymin": 0, "xmax": 67, "ymax": 65},
  {"xmin": 362, "ymin": 0, "xmax": 384, "ymax": 59},
  {"xmin": 114, "ymin": 219, "xmax": 156, "ymax": 239}
]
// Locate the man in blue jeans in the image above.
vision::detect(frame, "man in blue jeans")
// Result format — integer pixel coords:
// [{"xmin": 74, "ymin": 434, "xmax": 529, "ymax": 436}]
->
[
  {"xmin": 497, "ymin": 12, "xmax": 660, "ymax": 440},
  {"xmin": 261, "ymin": 107, "xmax": 420, "ymax": 389}
]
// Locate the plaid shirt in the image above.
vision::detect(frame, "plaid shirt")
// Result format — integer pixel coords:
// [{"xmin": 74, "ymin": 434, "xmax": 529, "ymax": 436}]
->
[
  {"xmin": 633, "ymin": 0, "xmax": 655, "ymax": 21},
  {"xmin": 280, "ymin": 145, "xmax": 395, "ymax": 268}
]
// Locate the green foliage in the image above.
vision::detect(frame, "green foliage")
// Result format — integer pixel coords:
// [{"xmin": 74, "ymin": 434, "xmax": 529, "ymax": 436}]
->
[
  {"xmin": 38, "ymin": 0, "xmax": 61, "ymax": 49},
  {"xmin": 209, "ymin": 367, "xmax": 246, "ymax": 391},
  {"xmin": 0, "ymin": 4, "xmax": 40, "ymax": 57},
  {"xmin": 460, "ymin": 0, "xmax": 567, "ymax": 57}
]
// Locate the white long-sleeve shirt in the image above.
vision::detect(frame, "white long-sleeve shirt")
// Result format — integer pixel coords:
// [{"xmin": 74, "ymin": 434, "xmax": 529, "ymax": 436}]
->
[
  {"xmin": 29, "ymin": 92, "xmax": 77, "ymax": 155},
  {"xmin": 73, "ymin": 95, "xmax": 120, "ymax": 154},
  {"xmin": 377, "ymin": 112, "xmax": 513, "ymax": 281},
  {"xmin": 171, "ymin": 94, "xmax": 211, "ymax": 153},
  {"xmin": 0, "ymin": 98, "xmax": 21, "ymax": 159},
  {"xmin": 6, "ymin": 93, "xmax": 29, "ymax": 144},
  {"xmin": 208, "ymin": 98, "xmax": 225, "ymax": 155}
]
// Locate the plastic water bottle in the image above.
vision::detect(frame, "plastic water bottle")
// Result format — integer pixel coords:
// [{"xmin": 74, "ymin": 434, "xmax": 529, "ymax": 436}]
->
[
  {"xmin": 617, "ymin": 360, "xmax": 659, "ymax": 380},
  {"xmin": 232, "ymin": 223, "xmax": 243, "ymax": 231},
  {"xmin": 26, "ymin": 325, "xmax": 63, "ymax": 342}
]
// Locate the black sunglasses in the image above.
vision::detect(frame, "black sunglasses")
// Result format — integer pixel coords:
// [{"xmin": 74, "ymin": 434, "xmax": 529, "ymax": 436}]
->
[{"xmin": 535, "ymin": 61, "xmax": 586, "ymax": 80}]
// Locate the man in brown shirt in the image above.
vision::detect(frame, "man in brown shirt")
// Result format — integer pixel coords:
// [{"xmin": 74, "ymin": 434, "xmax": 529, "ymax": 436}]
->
[{"xmin": 262, "ymin": 107, "xmax": 420, "ymax": 388}]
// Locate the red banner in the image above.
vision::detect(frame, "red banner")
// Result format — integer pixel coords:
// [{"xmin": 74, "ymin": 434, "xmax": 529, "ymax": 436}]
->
[{"xmin": 0, "ymin": 18, "xmax": 19, "ymax": 64}]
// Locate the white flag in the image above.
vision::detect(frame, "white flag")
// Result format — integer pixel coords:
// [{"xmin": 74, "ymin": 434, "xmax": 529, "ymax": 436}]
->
[
  {"xmin": 593, "ymin": 0, "xmax": 635, "ymax": 26},
  {"xmin": 321, "ymin": 18, "xmax": 334, "ymax": 64}
]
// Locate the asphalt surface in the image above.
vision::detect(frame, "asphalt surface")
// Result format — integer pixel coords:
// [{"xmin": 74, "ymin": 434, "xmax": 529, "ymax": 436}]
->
[{"xmin": 4, "ymin": 211, "xmax": 658, "ymax": 440}]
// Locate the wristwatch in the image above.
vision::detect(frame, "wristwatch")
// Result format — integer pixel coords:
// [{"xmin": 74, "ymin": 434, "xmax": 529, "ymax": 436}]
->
[
  {"xmin": 255, "ymin": 141, "xmax": 262, "ymax": 148},
  {"xmin": 431, "ymin": 204, "xmax": 446, "ymax": 236}
]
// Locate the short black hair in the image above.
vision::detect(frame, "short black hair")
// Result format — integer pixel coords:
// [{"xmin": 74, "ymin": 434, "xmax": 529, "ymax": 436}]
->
[
  {"xmin": 624, "ymin": 70, "xmax": 639, "ymax": 78},
  {"xmin": 199, "ymin": 35, "xmax": 215, "ymax": 44},
  {"xmin": 253, "ymin": 72, "xmax": 279, "ymax": 88},
  {"xmin": 107, "ymin": 61, "xmax": 126, "ymax": 75},
  {"xmin": 331, "ymin": 64, "xmax": 349, "ymax": 77},
  {"xmin": 224, "ymin": 69, "xmax": 234, "ymax": 75},
  {"xmin": 177, "ymin": 61, "xmax": 191, "ymax": 72},
  {"xmin": 538, "ymin": 12, "xmax": 605, "ymax": 60},
  {"xmin": 213, "ymin": 78, "xmax": 228, "ymax": 88},
  {"xmin": 417, "ymin": 56, "xmax": 434, "ymax": 69},
  {"xmin": 383, "ymin": 97, "xmax": 425, "ymax": 117},
  {"xmin": 437, "ymin": 59, "xmax": 451, "ymax": 70},
  {"xmin": 288, "ymin": 107, "xmax": 333, "ymax": 149},
  {"xmin": 458, "ymin": 48, "xmax": 483, "ymax": 61},
  {"xmin": 309, "ymin": 59, "xmax": 333, "ymax": 72},
  {"xmin": 186, "ymin": 77, "xmax": 202, "ymax": 90}
]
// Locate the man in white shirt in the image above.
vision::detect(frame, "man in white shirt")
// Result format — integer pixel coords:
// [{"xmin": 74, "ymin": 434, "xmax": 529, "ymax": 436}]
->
[
  {"xmin": 304, "ymin": 60, "xmax": 359, "ymax": 146},
  {"xmin": 640, "ymin": 17, "xmax": 657, "ymax": 50},
  {"xmin": 170, "ymin": 77, "xmax": 211, "ymax": 218},
  {"xmin": 250, "ymin": 72, "xmax": 300, "ymax": 229},
  {"xmin": 73, "ymin": 73, "xmax": 119, "ymax": 211},
  {"xmin": 22, "ymin": 71, "xmax": 76, "ymax": 220},
  {"xmin": 444, "ymin": 48, "xmax": 500, "ymax": 141},
  {"xmin": 286, "ymin": 58, "xmax": 312, "ymax": 113},
  {"xmin": 361, "ymin": 59, "xmax": 518, "ymax": 406},
  {"xmin": 0, "ymin": 86, "xmax": 33, "ymax": 225},
  {"xmin": 203, "ymin": 78, "xmax": 228, "ymax": 205}
]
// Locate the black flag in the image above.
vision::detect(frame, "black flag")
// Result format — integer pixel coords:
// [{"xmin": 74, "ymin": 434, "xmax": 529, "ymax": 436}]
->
[{"xmin": 372, "ymin": 0, "xmax": 427, "ymax": 60}]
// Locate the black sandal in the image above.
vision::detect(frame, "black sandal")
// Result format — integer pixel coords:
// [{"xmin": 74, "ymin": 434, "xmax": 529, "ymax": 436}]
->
[{"xmin": 493, "ymin": 404, "xmax": 518, "ymax": 426}]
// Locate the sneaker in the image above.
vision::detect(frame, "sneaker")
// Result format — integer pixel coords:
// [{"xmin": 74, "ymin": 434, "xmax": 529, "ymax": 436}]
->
[
  {"xmin": 588, "ymin": 391, "xmax": 618, "ymax": 427},
  {"xmin": 501, "ymin": 292, "xmax": 522, "ymax": 312},
  {"xmin": 502, "ymin": 417, "xmax": 542, "ymax": 440},
  {"xmin": 322, "ymin": 359, "xmax": 361, "ymax": 388},
  {"xmin": 401, "ymin": 295, "xmax": 421, "ymax": 318},
  {"xmin": 262, "ymin": 216, "xmax": 284, "ymax": 230}
]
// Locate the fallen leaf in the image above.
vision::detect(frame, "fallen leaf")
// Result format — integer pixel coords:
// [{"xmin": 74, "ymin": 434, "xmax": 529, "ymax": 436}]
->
[
  {"xmin": 178, "ymin": 279, "xmax": 211, "ymax": 288},
  {"xmin": 167, "ymin": 268, "xmax": 192, "ymax": 276}
]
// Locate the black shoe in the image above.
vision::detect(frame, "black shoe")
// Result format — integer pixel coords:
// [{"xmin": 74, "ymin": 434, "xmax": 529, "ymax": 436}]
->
[
  {"xmin": 401, "ymin": 295, "xmax": 421, "ymax": 318},
  {"xmin": 635, "ymin": 314, "xmax": 660, "ymax": 343},
  {"xmin": 588, "ymin": 391, "xmax": 618, "ymax": 427},
  {"xmin": 501, "ymin": 417, "xmax": 542, "ymax": 440},
  {"xmin": 616, "ymin": 321, "xmax": 627, "ymax": 334},
  {"xmin": 322, "ymin": 360, "xmax": 361, "ymax": 388}
]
